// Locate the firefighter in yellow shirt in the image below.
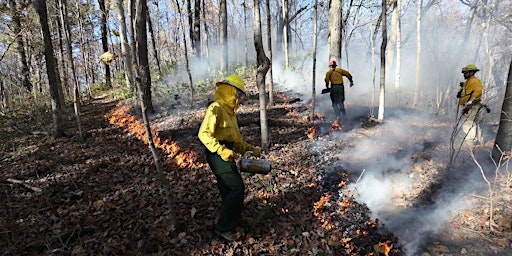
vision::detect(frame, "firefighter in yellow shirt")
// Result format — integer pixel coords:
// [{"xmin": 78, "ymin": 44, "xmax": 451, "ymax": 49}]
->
[
  {"xmin": 198, "ymin": 74, "xmax": 260, "ymax": 241},
  {"xmin": 324, "ymin": 60, "xmax": 354, "ymax": 121},
  {"xmin": 457, "ymin": 64, "xmax": 484, "ymax": 145}
]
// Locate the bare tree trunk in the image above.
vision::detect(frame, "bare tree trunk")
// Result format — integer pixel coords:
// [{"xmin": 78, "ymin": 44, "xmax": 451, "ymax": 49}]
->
[
  {"xmin": 116, "ymin": 0, "xmax": 136, "ymax": 92},
  {"xmin": 219, "ymin": 0, "xmax": 228, "ymax": 73},
  {"xmin": 99, "ymin": 0, "xmax": 112, "ymax": 88},
  {"xmin": 147, "ymin": 11, "xmax": 162, "ymax": 77},
  {"xmin": 493, "ymin": 58, "xmax": 512, "ymax": 161},
  {"xmin": 202, "ymin": 0, "xmax": 210, "ymax": 72},
  {"xmin": 33, "ymin": 0, "xmax": 64, "ymax": 138},
  {"xmin": 310, "ymin": 0, "xmax": 318, "ymax": 121},
  {"xmin": 266, "ymin": 0, "xmax": 274, "ymax": 106},
  {"xmin": 58, "ymin": 0, "xmax": 83, "ymax": 140},
  {"xmin": 328, "ymin": 0, "xmax": 342, "ymax": 64},
  {"xmin": 129, "ymin": 0, "xmax": 137, "ymax": 90},
  {"xmin": 394, "ymin": 0, "xmax": 402, "ymax": 106},
  {"xmin": 377, "ymin": 0, "xmax": 387, "ymax": 122},
  {"xmin": 76, "ymin": 5, "xmax": 93, "ymax": 100},
  {"xmin": 55, "ymin": 16, "xmax": 67, "ymax": 105},
  {"xmin": 0, "ymin": 79, "xmax": 7, "ymax": 111},
  {"xmin": 243, "ymin": 1, "xmax": 248, "ymax": 66},
  {"xmin": 282, "ymin": 0, "xmax": 289, "ymax": 69},
  {"xmin": 193, "ymin": 0, "xmax": 201, "ymax": 58},
  {"xmin": 174, "ymin": 0, "xmax": 194, "ymax": 107},
  {"xmin": 412, "ymin": 0, "xmax": 422, "ymax": 108},
  {"xmin": 253, "ymin": 0, "xmax": 271, "ymax": 150},
  {"xmin": 135, "ymin": 0, "xmax": 154, "ymax": 114},
  {"xmin": 9, "ymin": 0, "xmax": 33, "ymax": 93}
]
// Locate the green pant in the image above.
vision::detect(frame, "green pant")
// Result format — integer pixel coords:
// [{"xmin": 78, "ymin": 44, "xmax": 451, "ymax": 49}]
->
[
  {"xmin": 205, "ymin": 142, "xmax": 245, "ymax": 232},
  {"xmin": 330, "ymin": 84, "xmax": 346, "ymax": 117}
]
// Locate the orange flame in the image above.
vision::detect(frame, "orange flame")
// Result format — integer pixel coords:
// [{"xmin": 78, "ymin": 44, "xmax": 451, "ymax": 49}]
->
[
  {"xmin": 307, "ymin": 126, "xmax": 316, "ymax": 139},
  {"xmin": 330, "ymin": 119, "xmax": 342, "ymax": 131},
  {"xmin": 107, "ymin": 103, "xmax": 205, "ymax": 169},
  {"xmin": 378, "ymin": 240, "xmax": 393, "ymax": 256}
]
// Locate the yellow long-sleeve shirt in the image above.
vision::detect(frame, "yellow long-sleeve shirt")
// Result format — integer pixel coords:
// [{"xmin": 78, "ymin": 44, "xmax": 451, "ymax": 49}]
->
[
  {"xmin": 198, "ymin": 84, "xmax": 254, "ymax": 154},
  {"xmin": 458, "ymin": 76, "xmax": 482, "ymax": 106},
  {"xmin": 325, "ymin": 68, "xmax": 353, "ymax": 85}
]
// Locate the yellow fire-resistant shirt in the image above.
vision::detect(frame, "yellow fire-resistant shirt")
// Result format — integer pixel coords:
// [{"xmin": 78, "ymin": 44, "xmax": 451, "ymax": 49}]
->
[
  {"xmin": 458, "ymin": 76, "xmax": 482, "ymax": 106},
  {"xmin": 325, "ymin": 68, "xmax": 353, "ymax": 85},
  {"xmin": 198, "ymin": 84, "xmax": 255, "ymax": 154}
]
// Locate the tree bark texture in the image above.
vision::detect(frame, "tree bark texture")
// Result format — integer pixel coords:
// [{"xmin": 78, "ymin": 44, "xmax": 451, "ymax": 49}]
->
[
  {"xmin": 328, "ymin": 0, "xmax": 342, "ymax": 63},
  {"xmin": 253, "ymin": 0, "xmax": 270, "ymax": 150},
  {"xmin": 135, "ymin": 0, "xmax": 154, "ymax": 114},
  {"xmin": 193, "ymin": 0, "xmax": 201, "ymax": 58},
  {"xmin": 493, "ymin": 58, "xmax": 512, "ymax": 161},
  {"xmin": 377, "ymin": 0, "xmax": 387, "ymax": 122},
  {"xmin": 99, "ymin": 0, "xmax": 112, "ymax": 88},
  {"xmin": 33, "ymin": 0, "xmax": 64, "ymax": 138},
  {"xmin": 266, "ymin": 0, "xmax": 274, "ymax": 106},
  {"xmin": 219, "ymin": 0, "xmax": 228, "ymax": 73},
  {"xmin": 116, "ymin": 0, "xmax": 136, "ymax": 91}
]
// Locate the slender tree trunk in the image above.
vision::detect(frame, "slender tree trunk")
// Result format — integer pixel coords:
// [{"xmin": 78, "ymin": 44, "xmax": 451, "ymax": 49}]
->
[
  {"xmin": 58, "ymin": 0, "xmax": 83, "ymax": 140},
  {"xmin": 193, "ymin": 0, "xmax": 201, "ymax": 58},
  {"xmin": 147, "ymin": 11, "xmax": 162, "ymax": 77},
  {"xmin": 219, "ymin": 0, "xmax": 228, "ymax": 73},
  {"xmin": 116, "ymin": 0, "xmax": 136, "ymax": 92},
  {"xmin": 266, "ymin": 0, "xmax": 274, "ymax": 106},
  {"xmin": 33, "ymin": 0, "xmax": 64, "ymax": 138},
  {"xmin": 310, "ymin": 0, "xmax": 318, "ymax": 121},
  {"xmin": 76, "ymin": 6, "xmax": 93, "ymax": 100},
  {"xmin": 129, "ymin": 0, "xmax": 137, "ymax": 89},
  {"xmin": 412, "ymin": 0, "xmax": 422, "ymax": 108},
  {"xmin": 55, "ymin": 16, "xmax": 67, "ymax": 104},
  {"xmin": 253, "ymin": 0, "xmax": 271, "ymax": 150},
  {"xmin": 493, "ymin": 59, "xmax": 512, "ymax": 161},
  {"xmin": 135, "ymin": 0, "xmax": 154, "ymax": 114},
  {"xmin": 0, "ymin": 79, "xmax": 7, "ymax": 110},
  {"xmin": 99, "ymin": 0, "xmax": 112, "ymax": 88},
  {"xmin": 174, "ymin": 0, "xmax": 194, "ymax": 107},
  {"xmin": 202, "ymin": 0, "xmax": 210, "ymax": 72},
  {"xmin": 282, "ymin": 0, "xmax": 289, "ymax": 69},
  {"xmin": 9, "ymin": 0, "xmax": 33, "ymax": 93},
  {"xmin": 395, "ymin": 0, "xmax": 402, "ymax": 106},
  {"xmin": 377, "ymin": 0, "xmax": 387, "ymax": 122},
  {"xmin": 243, "ymin": 2, "xmax": 248, "ymax": 66}
]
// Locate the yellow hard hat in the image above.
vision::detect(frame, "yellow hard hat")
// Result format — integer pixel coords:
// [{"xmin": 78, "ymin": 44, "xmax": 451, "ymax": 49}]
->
[
  {"xmin": 216, "ymin": 74, "xmax": 245, "ymax": 92},
  {"xmin": 462, "ymin": 64, "xmax": 479, "ymax": 73}
]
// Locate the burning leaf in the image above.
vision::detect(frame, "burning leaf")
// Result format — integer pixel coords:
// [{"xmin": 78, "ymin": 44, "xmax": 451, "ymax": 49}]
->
[
  {"xmin": 374, "ymin": 240, "xmax": 393, "ymax": 256},
  {"xmin": 307, "ymin": 126, "xmax": 316, "ymax": 139}
]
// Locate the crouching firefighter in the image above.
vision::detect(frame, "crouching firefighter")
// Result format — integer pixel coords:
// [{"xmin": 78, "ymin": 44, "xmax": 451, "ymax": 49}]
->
[
  {"xmin": 456, "ymin": 64, "xmax": 489, "ymax": 145},
  {"xmin": 198, "ymin": 74, "xmax": 261, "ymax": 241}
]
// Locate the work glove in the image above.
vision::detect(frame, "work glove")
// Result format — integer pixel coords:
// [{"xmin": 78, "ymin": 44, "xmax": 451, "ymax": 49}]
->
[
  {"xmin": 462, "ymin": 106, "xmax": 470, "ymax": 115},
  {"xmin": 350, "ymin": 81, "xmax": 354, "ymax": 87},
  {"xmin": 248, "ymin": 147, "xmax": 261, "ymax": 157},
  {"xmin": 217, "ymin": 146, "xmax": 238, "ymax": 162}
]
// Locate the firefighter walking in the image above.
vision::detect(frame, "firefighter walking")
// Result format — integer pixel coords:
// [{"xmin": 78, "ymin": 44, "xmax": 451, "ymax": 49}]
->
[{"xmin": 324, "ymin": 60, "xmax": 354, "ymax": 121}]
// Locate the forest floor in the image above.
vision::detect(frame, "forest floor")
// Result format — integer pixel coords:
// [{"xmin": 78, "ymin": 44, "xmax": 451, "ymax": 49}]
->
[{"xmin": 0, "ymin": 82, "xmax": 511, "ymax": 256}]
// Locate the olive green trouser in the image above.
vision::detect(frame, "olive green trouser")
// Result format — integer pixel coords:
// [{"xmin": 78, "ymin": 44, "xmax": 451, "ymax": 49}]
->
[
  {"xmin": 330, "ymin": 84, "xmax": 346, "ymax": 117},
  {"xmin": 205, "ymin": 142, "xmax": 245, "ymax": 233}
]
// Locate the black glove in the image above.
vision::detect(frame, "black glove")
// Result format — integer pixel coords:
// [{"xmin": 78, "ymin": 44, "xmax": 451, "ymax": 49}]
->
[
  {"xmin": 462, "ymin": 106, "xmax": 470, "ymax": 115},
  {"xmin": 456, "ymin": 90, "xmax": 462, "ymax": 98}
]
